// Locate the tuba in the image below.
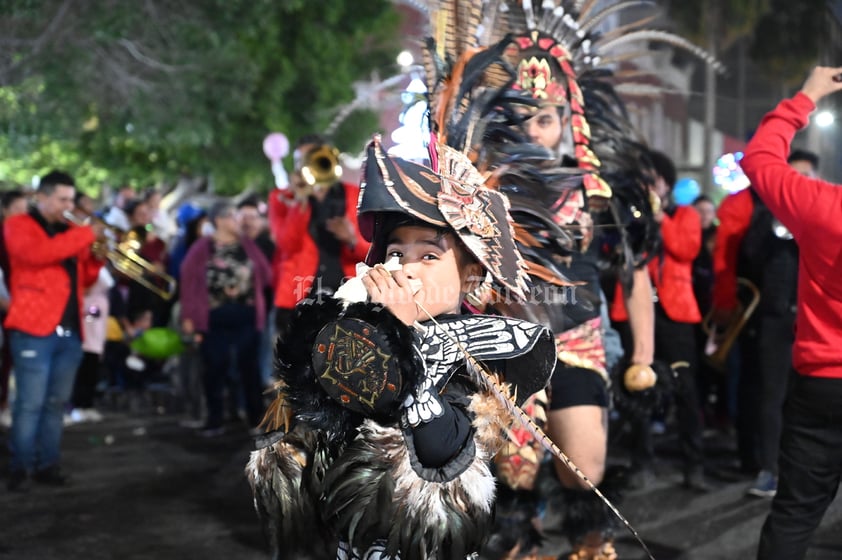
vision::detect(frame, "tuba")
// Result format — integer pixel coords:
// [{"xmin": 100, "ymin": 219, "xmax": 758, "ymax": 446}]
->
[
  {"xmin": 297, "ymin": 144, "xmax": 342, "ymax": 199},
  {"xmin": 64, "ymin": 210, "xmax": 178, "ymax": 301},
  {"xmin": 701, "ymin": 277, "xmax": 760, "ymax": 373}
]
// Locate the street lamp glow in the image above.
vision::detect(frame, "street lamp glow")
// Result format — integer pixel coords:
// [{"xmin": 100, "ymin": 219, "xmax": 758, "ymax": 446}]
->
[
  {"xmin": 815, "ymin": 110, "xmax": 835, "ymax": 128},
  {"xmin": 397, "ymin": 50, "xmax": 414, "ymax": 68}
]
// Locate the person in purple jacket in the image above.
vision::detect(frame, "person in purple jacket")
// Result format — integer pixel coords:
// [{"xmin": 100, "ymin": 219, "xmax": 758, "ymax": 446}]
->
[{"xmin": 180, "ymin": 201, "xmax": 272, "ymax": 437}]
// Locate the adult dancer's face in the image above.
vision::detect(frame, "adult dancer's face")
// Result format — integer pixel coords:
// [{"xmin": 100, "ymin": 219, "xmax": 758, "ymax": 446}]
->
[{"xmin": 525, "ymin": 105, "xmax": 567, "ymax": 153}]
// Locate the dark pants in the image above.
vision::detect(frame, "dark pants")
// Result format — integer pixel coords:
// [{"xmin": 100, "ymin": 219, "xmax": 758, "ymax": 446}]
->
[
  {"xmin": 757, "ymin": 375, "xmax": 842, "ymax": 560},
  {"xmin": 755, "ymin": 315, "xmax": 795, "ymax": 473},
  {"xmin": 71, "ymin": 351, "xmax": 102, "ymax": 409},
  {"xmin": 631, "ymin": 306, "xmax": 704, "ymax": 474},
  {"xmin": 0, "ymin": 337, "xmax": 12, "ymax": 407},
  {"xmin": 735, "ymin": 327, "xmax": 762, "ymax": 472},
  {"xmin": 274, "ymin": 307, "xmax": 294, "ymax": 343},
  {"xmin": 200, "ymin": 304, "xmax": 264, "ymax": 429}
]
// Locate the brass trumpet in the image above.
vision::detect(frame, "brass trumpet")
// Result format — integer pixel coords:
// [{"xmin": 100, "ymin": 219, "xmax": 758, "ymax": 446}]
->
[
  {"xmin": 701, "ymin": 277, "xmax": 760, "ymax": 373},
  {"xmin": 63, "ymin": 210, "xmax": 177, "ymax": 301},
  {"xmin": 297, "ymin": 144, "xmax": 342, "ymax": 198}
]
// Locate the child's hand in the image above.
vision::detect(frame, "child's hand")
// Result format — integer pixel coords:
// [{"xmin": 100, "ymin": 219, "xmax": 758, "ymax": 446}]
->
[{"xmin": 362, "ymin": 264, "xmax": 418, "ymax": 325}]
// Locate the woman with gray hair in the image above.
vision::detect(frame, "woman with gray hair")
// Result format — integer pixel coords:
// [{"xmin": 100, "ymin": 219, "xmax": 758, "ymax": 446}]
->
[{"xmin": 179, "ymin": 201, "xmax": 272, "ymax": 437}]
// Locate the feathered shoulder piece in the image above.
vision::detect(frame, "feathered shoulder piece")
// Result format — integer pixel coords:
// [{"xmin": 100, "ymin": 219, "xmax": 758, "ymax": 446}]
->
[{"xmin": 266, "ymin": 297, "xmax": 425, "ymax": 439}]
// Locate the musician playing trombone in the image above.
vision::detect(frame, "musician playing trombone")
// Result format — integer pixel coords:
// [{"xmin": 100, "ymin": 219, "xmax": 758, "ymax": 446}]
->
[{"xmin": 4, "ymin": 170, "xmax": 106, "ymax": 492}]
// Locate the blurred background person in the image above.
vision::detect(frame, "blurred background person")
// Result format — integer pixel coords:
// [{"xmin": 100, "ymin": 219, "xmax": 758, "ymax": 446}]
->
[
  {"xmin": 166, "ymin": 203, "xmax": 208, "ymax": 287},
  {"xmin": 67, "ymin": 191, "xmax": 112, "ymax": 423},
  {"xmin": 619, "ymin": 150, "xmax": 707, "ymax": 490},
  {"xmin": 711, "ymin": 150, "xmax": 815, "ymax": 498},
  {"xmin": 142, "ymin": 187, "xmax": 176, "ymax": 246},
  {"xmin": 68, "ymin": 265, "xmax": 114, "ymax": 424},
  {"xmin": 237, "ymin": 196, "xmax": 275, "ymax": 389},
  {"xmin": 102, "ymin": 184, "xmax": 135, "ymax": 232},
  {"xmin": 122, "ymin": 198, "xmax": 170, "ymax": 327},
  {"xmin": 691, "ymin": 194, "xmax": 723, "ymax": 432},
  {"xmin": 179, "ymin": 201, "xmax": 271, "ymax": 437},
  {"xmin": 4, "ymin": 171, "xmax": 104, "ymax": 491},
  {"xmin": 165, "ymin": 202, "xmax": 208, "ymax": 427},
  {"xmin": 0, "ymin": 189, "xmax": 29, "ymax": 427},
  {"xmin": 267, "ymin": 134, "xmax": 370, "ymax": 342}
]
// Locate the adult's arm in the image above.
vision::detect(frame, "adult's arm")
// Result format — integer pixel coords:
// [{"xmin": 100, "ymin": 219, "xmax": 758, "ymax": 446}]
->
[
  {"xmin": 4, "ymin": 217, "xmax": 95, "ymax": 267},
  {"xmin": 625, "ymin": 267, "xmax": 654, "ymax": 366},
  {"xmin": 342, "ymin": 185, "xmax": 371, "ymax": 262},
  {"xmin": 741, "ymin": 67, "xmax": 842, "ymax": 238},
  {"xmin": 179, "ymin": 238, "xmax": 207, "ymax": 330}
]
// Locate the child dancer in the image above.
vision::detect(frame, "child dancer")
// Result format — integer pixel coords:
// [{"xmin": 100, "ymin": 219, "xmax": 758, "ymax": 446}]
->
[{"xmin": 246, "ymin": 136, "xmax": 558, "ymax": 560}]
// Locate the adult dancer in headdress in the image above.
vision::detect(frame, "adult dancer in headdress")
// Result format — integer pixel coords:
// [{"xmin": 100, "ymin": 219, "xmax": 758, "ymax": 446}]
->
[
  {"xmin": 415, "ymin": 1, "xmax": 721, "ymax": 558},
  {"xmin": 245, "ymin": 101, "xmax": 559, "ymax": 558}
]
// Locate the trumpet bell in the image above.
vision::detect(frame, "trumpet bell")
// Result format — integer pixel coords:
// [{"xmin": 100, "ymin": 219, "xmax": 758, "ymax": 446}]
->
[{"xmin": 300, "ymin": 144, "xmax": 342, "ymax": 188}]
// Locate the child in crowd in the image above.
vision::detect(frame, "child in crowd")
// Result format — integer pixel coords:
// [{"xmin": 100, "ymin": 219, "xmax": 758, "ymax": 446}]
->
[
  {"xmin": 69, "ymin": 267, "xmax": 115, "ymax": 423},
  {"xmin": 246, "ymin": 137, "xmax": 558, "ymax": 560}
]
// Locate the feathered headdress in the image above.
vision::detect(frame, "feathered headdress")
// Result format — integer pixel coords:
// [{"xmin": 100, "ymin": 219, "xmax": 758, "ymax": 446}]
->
[{"xmin": 358, "ymin": 135, "xmax": 532, "ymax": 300}]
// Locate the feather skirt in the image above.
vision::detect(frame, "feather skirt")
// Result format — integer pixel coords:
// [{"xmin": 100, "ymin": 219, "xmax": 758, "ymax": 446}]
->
[{"xmin": 247, "ymin": 390, "xmax": 511, "ymax": 560}]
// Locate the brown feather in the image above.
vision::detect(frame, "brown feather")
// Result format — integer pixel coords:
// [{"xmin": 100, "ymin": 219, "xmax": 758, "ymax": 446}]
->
[{"xmin": 259, "ymin": 384, "xmax": 293, "ymax": 432}]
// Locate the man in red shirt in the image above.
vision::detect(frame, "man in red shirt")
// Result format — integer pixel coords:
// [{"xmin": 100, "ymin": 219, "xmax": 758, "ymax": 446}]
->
[
  {"xmin": 742, "ymin": 66, "xmax": 842, "ymax": 560},
  {"xmin": 267, "ymin": 134, "xmax": 370, "ymax": 340},
  {"xmin": 4, "ymin": 171, "xmax": 104, "ymax": 491}
]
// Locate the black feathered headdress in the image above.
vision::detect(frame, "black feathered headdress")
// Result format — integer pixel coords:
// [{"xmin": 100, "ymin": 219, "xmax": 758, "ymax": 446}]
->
[{"xmin": 358, "ymin": 135, "xmax": 531, "ymax": 300}]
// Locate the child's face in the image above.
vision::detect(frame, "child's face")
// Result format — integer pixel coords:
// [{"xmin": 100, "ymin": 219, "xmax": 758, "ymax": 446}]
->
[{"xmin": 384, "ymin": 225, "xmax": 481, "ymax": 322}]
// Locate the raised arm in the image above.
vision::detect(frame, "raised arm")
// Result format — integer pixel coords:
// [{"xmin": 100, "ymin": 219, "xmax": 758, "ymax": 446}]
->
[{"xmin": 741, "ymin": 66, "xmax": 842, "ymax": 238}]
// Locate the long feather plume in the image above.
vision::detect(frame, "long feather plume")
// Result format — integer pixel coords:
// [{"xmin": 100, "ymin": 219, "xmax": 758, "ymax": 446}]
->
[
  {"xmin": 596, "ymin": 29, "xmax": 726, "ymax": 73},
  {"xmin": 413, "ymin": 301, "xmax": 656, "ymax": 560},
  {"xmin": 578, "ymin": 0, "xmax": 656, "ymax": 33}
]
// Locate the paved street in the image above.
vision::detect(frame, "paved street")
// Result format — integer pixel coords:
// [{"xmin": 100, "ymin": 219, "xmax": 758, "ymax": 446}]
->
[{"xmin": 0, "ymin": 410, "xmax": 840, "ymax": 560}]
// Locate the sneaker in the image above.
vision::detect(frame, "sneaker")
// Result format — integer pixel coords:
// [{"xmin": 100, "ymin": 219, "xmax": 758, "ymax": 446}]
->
[
  {"xmin": 69, "ymin": 409, "xmax": 88, "ymax": 424},
  {"xmin": 179, "ymin": 418, "xmax": 206, "ymax": 429},
  {"xmin": 747, "ymin": 470, "xmax": 778, "ymax": 498},
  {"xmin": 683, "ymin": 469, "xmax": 713, "ymax": 492},
  {"xmin": 0, "ymin": 407, "xmax": 11, "ymax": 428},
  {"xmin": 651, "ymin": 420, "xmax": 667, "ymax": 435},
  {"xmin": 627, "ymin": 466, "xmax": 657, "ymax": 490},
  {"xmin": 83, "ymin": 408, "xmax": 104, "ymax": 423},
  {"xmin": 6, "ymin": 469, "xmax": 30, "ymax": 492},
  {"xmin": 33, "ymin": 465, "xmax": 69, "ymax": 486}
]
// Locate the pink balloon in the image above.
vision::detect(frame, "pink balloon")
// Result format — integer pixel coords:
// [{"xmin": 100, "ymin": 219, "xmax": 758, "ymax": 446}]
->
[{"xmin": 262, "ymin": 133, "xmax": 289, "ymax": 161}]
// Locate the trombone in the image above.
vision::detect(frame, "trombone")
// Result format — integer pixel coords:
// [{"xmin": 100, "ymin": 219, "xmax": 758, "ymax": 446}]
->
[
  {"xmin": 64, "ymin": 210, "xmax": 178, "ymax": 301},
  {"xmin": 701, "ymin": 277, "xmax": 760, "ymax": 373}
]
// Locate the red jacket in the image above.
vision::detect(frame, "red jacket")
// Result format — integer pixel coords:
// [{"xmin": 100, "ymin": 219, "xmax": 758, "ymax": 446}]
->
[
  {"xmin": 741, "ymin": 92, "xmax": 842, "ymax": 379},
  {"xmin": 4, "ymin": 212, "xmax": 103, "ymax": 337},
  {"xmin": 268, "ymin": 183, "xmax": 370, "ymax": 309},
  {"xmin": 612, "ymin": 205, "xmax": 702, "ymax": 324},
  {"xmin": 711, "ymin": 189, "xmax": 753, "ymax": 311}
]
